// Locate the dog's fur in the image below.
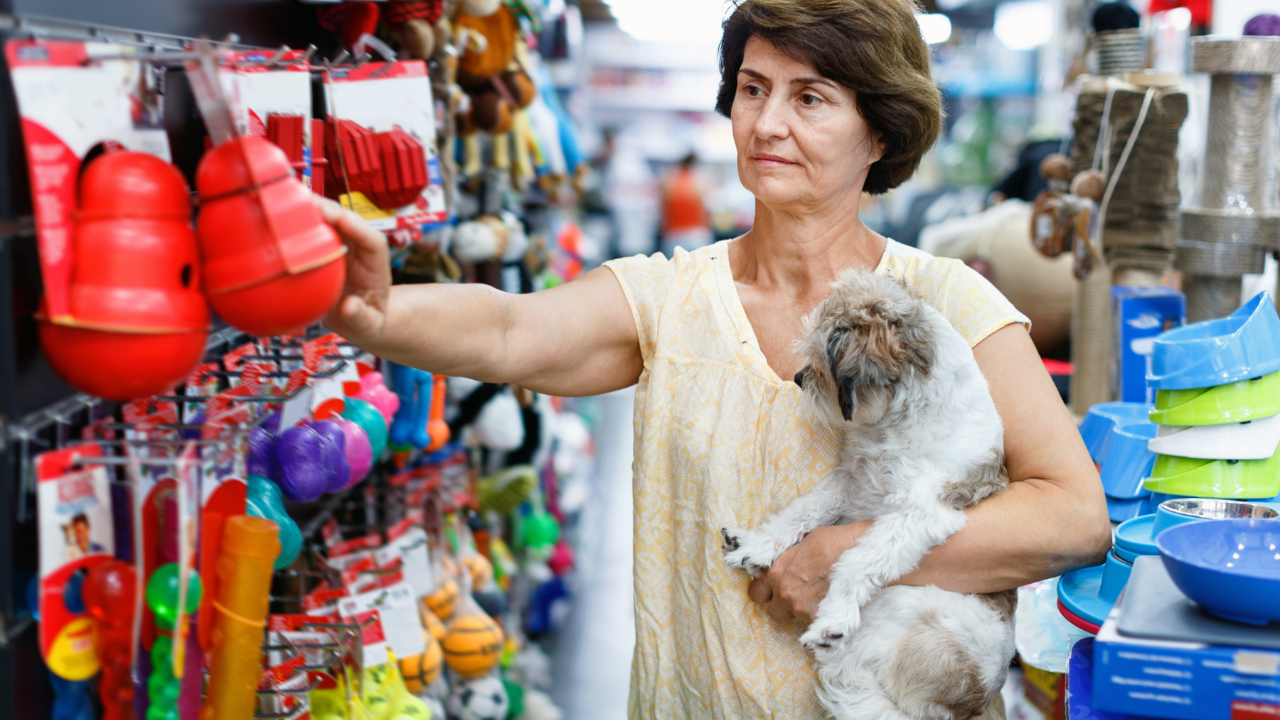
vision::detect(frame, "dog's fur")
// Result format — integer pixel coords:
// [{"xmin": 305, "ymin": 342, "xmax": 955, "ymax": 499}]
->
[{"xmin": 721, "ymin": 271, "xmax": 1016, "ymax": 720}]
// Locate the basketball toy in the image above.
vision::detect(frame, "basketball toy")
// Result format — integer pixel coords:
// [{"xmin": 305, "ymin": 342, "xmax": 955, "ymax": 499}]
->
[
  {"xmin": 419, "ymin": 603, "xmax": 447, "ymax": 642},
  {"xmin": 443, "ymin": 615, "xmax": 505, "ymax": 679},
  {"xmin": 424, "ymin": 579, "xmax": 459, "ymax": 621},
  {"xmin": 399, "ymin": 631, "xmax": 443, "ymax": 693},
  {"xmin": 463, "ymin": 554, "xmax": 494, "ymax": 589}
]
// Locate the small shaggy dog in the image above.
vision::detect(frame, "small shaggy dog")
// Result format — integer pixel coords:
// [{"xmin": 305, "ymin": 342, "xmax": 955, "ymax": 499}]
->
[{"xmin": 721, "ymin": 271, "xmax": 1016, "ymax": 720}]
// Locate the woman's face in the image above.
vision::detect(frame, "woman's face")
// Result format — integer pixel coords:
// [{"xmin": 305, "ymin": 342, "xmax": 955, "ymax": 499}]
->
[{"xmin": 732, "ymin": 36, "xmax": 883, "ymax": 213}]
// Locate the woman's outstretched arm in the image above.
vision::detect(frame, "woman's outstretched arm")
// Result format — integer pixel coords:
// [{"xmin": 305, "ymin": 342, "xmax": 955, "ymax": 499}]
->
[
  {"xmin": 318, "ymin": 198, "xmax": 643, "ymax": 397},
  {"xmin": 747, "ymin": 323, "xmax": 1112, "ymax": 624}
]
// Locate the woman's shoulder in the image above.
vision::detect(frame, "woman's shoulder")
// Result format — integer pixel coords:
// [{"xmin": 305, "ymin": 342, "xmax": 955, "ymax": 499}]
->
[
  {"xmin": 603, "ymin": 243, "xmax": 722, "ymax": 292},
  {"xmin": 878, "ymin": 239, "xmax": 1030, "ymax": 347}
]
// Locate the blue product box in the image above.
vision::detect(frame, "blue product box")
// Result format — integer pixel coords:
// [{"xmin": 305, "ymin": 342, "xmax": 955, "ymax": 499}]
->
[
  {"xmin": 1093, "ymin": 617, "xmax": 1280, "ymax": 720},
  {"xmin": 1112, "ymin": 287, "xmax": 1185, "ymax": 404}
]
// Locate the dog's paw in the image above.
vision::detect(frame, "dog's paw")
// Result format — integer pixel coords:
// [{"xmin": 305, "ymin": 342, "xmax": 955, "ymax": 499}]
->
[
  {"xmin": 720, "ymin": 528, "xmax": 772, "ymax": 578},
  {"xmin": 800, "ymin": 615, "xmax": 858, "ymax": 663}
]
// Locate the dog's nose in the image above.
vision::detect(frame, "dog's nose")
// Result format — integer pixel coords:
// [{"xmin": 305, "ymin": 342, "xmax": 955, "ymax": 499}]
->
[{"xmin": 793, "ymin": 370, "xmax": 805, "ymax": 388}]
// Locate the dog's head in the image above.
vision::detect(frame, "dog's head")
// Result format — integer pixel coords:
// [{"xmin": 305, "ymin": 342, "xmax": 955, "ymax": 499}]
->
[{"xmin": 793, "ymin": 271, "xmax": 935, "ymax": 427}]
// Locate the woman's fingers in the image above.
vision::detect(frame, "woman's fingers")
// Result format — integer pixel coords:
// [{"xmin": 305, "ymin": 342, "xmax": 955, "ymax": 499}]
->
[
  {"xmin": 314, "ymin": 195, "xmax": 392, "ymax": 345},
  {"xmin": 747, "ymin": 577, "xmax": 772, "ymax": 604}
]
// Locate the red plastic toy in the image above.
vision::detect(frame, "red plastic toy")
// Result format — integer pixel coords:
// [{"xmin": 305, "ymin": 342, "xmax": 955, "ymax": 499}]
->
[
  {"xmin": 195, "ymin": 136, "xmax": 347, "ymax": 337},
  {"xmin": 369, "ymin": 127, "xmax": 428, "ymax": 209},
  {"xmin": 83, "ymin": 559, "xmax": 139, "ymax": 720},
  {"xmin": 39, "ymin": 151, "xmax": 209, "ymax": 400},
  {"xmin": 325, "ymin": 118, "xmax": 382, "ymax": 202}
]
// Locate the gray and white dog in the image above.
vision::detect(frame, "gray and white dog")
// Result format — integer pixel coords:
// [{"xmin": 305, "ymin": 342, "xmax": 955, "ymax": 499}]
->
[{"xmin": 722, "ymin": 270, "xmax": 1016, "ymax": 720}]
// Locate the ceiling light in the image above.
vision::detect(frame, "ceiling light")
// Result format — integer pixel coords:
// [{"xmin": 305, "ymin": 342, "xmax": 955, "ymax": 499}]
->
[
  {"xmin": 605, "ymin": 0, "xmax": 728, "ymax": 44},
  {"xmin": 917, "ymin": 13, "xmax": 953, "ymax": 44},
  {"xmin": 994, "ymin": 0, "xmax": 1054, "ymax": 51}
]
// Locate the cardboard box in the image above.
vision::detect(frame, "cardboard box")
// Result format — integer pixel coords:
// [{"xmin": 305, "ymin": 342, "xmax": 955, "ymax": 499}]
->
[
  {"xmin": 1112, "ymin": 287, "xmax": 1185, "ymax": 404},
  {"xmin": 1093, "ymin": 615, "xmax": 1280, "ymax": 720}
]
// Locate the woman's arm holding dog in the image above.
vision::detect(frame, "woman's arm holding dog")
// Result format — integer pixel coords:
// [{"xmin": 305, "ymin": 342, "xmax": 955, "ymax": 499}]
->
[{"xmin": 748, "ymin": 324, "xmax": 1111, "ymax": 624}]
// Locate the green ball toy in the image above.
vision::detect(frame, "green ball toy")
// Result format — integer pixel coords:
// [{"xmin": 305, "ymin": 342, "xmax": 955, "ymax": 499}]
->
[{"xmin": 145, "ymin": 563, "xmax": 202, "ymax": 630}]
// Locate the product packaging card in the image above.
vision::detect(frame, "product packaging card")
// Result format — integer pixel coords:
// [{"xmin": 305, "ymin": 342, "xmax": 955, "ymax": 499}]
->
[
  {"xmin": 323, "ymin": 60, "xmax": 448, "ymax": 237},
  {"xmin": 1112, "ymin": 286, "xmax": 1185, "ymax": 404},
  {"xmin": 5, "ymin": 40, "xmax": 171, "ymax": 323}
]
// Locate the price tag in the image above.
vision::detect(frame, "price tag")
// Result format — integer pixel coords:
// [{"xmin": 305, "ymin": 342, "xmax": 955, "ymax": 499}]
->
[
  {"xmin": 338, "ymin": 582, "xmax": 425, "ymax": 662},
  {"xmin": 377, "ymin": 527, "xmax": 433, "ymax": 599}
]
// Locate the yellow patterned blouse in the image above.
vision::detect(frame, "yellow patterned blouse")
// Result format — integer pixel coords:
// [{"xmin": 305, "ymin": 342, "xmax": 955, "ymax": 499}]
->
[{"xmin": 603, "ymin": 239, "xmax": 1030, "ymax": 720}]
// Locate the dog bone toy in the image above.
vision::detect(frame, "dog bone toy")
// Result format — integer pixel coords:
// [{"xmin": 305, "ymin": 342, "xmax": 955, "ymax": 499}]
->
[
  {"xmin": 355, "ymin": 370, "xmax": 400, "ymax": 425},
  {"xmin": 389, "ymin": 363, "xmax": 433, "ymax": 449},
  {"xmin": 245, "ymin": 475, "xmax": 301, "ymax": 569}
]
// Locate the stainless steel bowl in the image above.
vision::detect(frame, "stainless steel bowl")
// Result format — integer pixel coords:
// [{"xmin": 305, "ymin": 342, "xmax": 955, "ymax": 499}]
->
[{"xmin": 1160, "ymin": 498, "xmax": 1280, "ymax": 521}]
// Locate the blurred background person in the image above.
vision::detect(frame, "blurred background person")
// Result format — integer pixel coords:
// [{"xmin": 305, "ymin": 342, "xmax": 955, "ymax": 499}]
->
[{"xmin": 659, "ymin": 152, "xmax": 713, "ymax": 257}]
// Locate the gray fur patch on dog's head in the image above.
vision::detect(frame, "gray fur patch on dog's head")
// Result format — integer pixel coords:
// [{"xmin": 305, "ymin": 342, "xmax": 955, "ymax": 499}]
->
[{"xmin": 794, "ymin": 270, "xmax": 935, "ymax": 427}]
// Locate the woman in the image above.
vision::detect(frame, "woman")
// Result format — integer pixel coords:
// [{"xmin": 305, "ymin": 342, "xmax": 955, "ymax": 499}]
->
[{"xmin": 322, "ymin": 0, "xmax": 1111, "ymax": 717}]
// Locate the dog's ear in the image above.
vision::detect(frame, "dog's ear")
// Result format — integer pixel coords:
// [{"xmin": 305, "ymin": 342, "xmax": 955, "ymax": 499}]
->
[
  {"xmin": 837, "ymin": 373, "xmax": 858, "ymax": 421},
  {"xmin": 899, "ymin": 307, "xmax": 935, "ymax": 374},
  {"xmin": 826, "ymin": 326, "xmax": 850, "ymax": 381}
]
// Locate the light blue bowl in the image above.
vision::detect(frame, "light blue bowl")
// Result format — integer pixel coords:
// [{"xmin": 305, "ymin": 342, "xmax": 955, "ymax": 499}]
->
[
  {"xmin": 1101, "ymin": 421, "xmax": 1158, "ymax": 499},
  {"xmin": 1148, "ymin": 291, "xmax": 1280, "ymax": 391},
  {"xmin": 1080, "ymin": 402, "xmax": 1152, "ymax": 466},
  {"xmin": 1157, "ymin": 518, "xmax": 1280, "ymax": 625},
  {"xmin": 1058, "ymin": 551, "xmax": 1134, "ymax": 628},
  {"xmin": 1115, "ymin": 514, "xmax": 1160, "ymax": 559},
  {"xmin": 1106, "ymin": 494, "xmax": 1155, "ymax": 525}
]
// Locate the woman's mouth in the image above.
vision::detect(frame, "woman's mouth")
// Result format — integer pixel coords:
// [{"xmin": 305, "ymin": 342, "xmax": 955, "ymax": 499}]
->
[{"xmin": 751, "ymin": 154, "xmax": 794, "ymax": 167}]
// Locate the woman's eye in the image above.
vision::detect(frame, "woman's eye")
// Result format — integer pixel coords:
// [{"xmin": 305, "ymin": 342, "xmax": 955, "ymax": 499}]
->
[
  {"xmin": 801, "ymin": 93, "xmax": 822, "ymax": 106},
  {"xmin": 743, "ymin": 84, "xmax": 763, "ymax": 97}
]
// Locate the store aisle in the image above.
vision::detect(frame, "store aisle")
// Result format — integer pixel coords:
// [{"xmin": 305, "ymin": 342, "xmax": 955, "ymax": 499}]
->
[{"xmin": 551, "ymin": 388, "xmax": 638, "ymax": 720}]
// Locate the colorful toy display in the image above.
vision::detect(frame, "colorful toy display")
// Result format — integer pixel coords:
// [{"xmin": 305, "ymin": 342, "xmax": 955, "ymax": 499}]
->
[{"xmin": 11, "ymin": 16, "xmax": 588, "ymax": 719}]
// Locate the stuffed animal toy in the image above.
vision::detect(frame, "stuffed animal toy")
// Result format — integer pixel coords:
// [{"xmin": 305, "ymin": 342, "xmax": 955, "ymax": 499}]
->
[
  {"xmin": 384, "ymin": 1, "xmax": 447, "ymax": 61},
  {"xmin": 453, "ymin": 4, "xmax": 536, "ymax": 136},
  {"xmin": 451, "ymin": 215, "xmax": 508, "ymax": 263}
]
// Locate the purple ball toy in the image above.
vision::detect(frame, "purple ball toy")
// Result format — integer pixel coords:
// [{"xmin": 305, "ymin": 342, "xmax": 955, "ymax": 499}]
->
[
  {"xmin": 276, "ymin": 425, "xmax": 327, "ymax": 503},
  {"xmin": 310, "ymin": 420, "xmax": 352, "ymax": 494}
]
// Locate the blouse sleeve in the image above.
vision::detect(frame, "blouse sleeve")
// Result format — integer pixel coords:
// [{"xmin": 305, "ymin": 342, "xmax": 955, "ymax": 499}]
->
[
  {"xmin": 604, "ymin": 252, "xmax": 677, "ymax": 368},
  {"xmin": 910, "ymin": 256, "xmax": 1032, "ymax": 348}
]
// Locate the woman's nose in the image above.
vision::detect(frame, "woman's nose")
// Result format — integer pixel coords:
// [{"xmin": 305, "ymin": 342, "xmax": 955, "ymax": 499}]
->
[{"xmin": 754, "ymin": 95, "xmax": 791, "ymax": 140}]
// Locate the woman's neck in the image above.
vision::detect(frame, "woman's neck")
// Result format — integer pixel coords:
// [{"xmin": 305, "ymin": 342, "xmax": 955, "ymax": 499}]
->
[{"xmin": 732, "ymin": 197, "xmax": 887, "ymax": 299}]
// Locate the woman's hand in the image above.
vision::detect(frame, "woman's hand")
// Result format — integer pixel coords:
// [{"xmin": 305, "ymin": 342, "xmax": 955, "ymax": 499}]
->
[
  {"xmin": 316, "ymin": 196, "xmax": 392, "ymax": 346},
  {"xmin": 748, "ymin": 522, "xmax": 868, "ymax": 625}
]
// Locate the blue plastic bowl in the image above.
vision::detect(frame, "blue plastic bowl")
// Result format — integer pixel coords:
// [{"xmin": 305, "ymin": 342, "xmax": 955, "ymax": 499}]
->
[
  {"xmin": 1080, "ymin": 402, "xmax": 1152, "ymax": 465},
  {"xmin": 1058, "ymin": 551, "xmax": 1134, "ymax": 627},
  {"xmin": 1107, "ymin": 494, "xmax": 1155, "ymax": 525},
  {"xmin": 1157, "ymin": 518, "xmax": 1280, "ymax": 625},
  {"xmin": 1148, "ymin": 292, "xmax": 1280, "ymax": 391},
  {"xmin": 1101, "ymin": 421, "xmax": 1158, "ymax": 499}
]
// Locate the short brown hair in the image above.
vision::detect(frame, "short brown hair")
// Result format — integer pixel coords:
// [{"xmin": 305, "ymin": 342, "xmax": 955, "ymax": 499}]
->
[{"xmin": 716, "ymin": 0, "xmax": 942, "ymax": 195}]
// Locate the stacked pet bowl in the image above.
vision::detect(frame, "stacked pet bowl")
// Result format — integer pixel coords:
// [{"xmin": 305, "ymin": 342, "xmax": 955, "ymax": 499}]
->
[
  {"xmin": 1143, "ymin": 292, "xmax": 1280, "ymax": 507},
  {"xmin": 1079, "ymin": 403, "xmax": 1158, "ymax": 523},
  {"xmin": 1061, "ymin": 292, "xmax": 1280, "ymax": 632}
]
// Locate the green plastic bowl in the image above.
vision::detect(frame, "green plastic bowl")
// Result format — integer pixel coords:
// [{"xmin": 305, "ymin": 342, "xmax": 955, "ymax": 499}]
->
[
  {"xmin": 1143, "ymin": 443, "xmax": 1280, "ymax": 498},
  {"xmin": 1149, "ymin": 370, "xmax": 1280, "ymax": 426}
]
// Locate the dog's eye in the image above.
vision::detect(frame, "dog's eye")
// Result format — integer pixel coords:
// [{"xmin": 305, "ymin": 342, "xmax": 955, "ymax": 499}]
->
[{"xmin": 794, "ymin": 370, "xmax": 805, "ymax": 388}]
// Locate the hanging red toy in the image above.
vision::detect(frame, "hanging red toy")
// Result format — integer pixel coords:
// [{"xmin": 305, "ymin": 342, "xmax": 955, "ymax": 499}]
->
[
  {"xmin": 195, "ymin": 136, "xmax": 347, "ymax": 336},
  {"xmin": 369, "ymin": 128, "xmax": 429, "ymax": 209},
  {"xmin": 38, "ymin": 151, "xmax": 210, "ymax": 400},
  {"xmin": 325, "ymin": 118, "xmax": 383, "ymax": 202}
]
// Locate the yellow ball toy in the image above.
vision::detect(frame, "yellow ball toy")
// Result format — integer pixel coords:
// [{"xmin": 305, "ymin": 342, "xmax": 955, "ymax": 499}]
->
[
  {"xmin": 424, "ymin": 579, "xmax": 459, "ymax": 621},
  {"xmin": 400, "ymin": 631, "xmax": 444, "ymax": 694},
  {"xmin": 442, "ymin": 614, "xmax": 505, "ymax": 679}
]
